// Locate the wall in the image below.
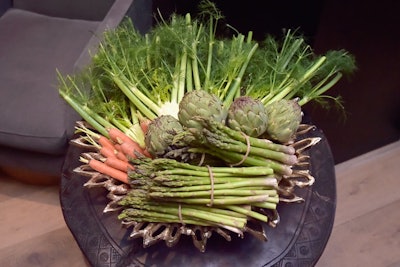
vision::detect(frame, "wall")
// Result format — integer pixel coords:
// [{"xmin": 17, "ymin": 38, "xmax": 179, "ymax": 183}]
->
[
  {"xmin": 153, "ymin": 0, "xmax": 400, "ymax": 163},
  {"xmin": 305, "ymin": 0, "xmax": 400, "ymax": 163}
]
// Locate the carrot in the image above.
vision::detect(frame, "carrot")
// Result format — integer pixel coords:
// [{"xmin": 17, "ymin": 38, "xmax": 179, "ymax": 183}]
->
[
  {"xmin": 99, "ymin": 146, "xmax": 117, "ymax": 159},
  {"xmin": 114, "ymin": 144, "xmax": 129, "ymax": 162},
  {"xmin": 107, "ymin": 128, "xmax": 134, "ymax": 145},
  {"xmin": 107, "ymin": 128, "xmax": 145, "ymax": 155},
  {"xmin": 103, "ymin": 157, "xmax": 134, "ymax": 172},
  {"xmin": 142, "ymin": 149, "xmax": 153, "ymax": 158},
  {"xmin": 88, "ymin": 158, "xmax": 129, "ymax": 184},
  {"xmin": 140, "ymin": 119, "xmax": 151, "ymax": 134},
  {"xmin": 97, "ymin": 135, "xmax": 115, "ymax": 151},
  {"xmin": 119, "ymin": 141, "xmax": 144, "ymax": 159},
  {"xmin": 107, "ymin": 128, "xmax": 152, "ymax": 159}
]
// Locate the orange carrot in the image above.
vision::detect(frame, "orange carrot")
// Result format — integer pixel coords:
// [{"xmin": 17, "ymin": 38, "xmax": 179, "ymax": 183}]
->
[
  {"xmin": 88, "ymin": 158, "xmax": 129, "ymax": 184},
  {"xmin": 142, "ymin": 149, "xmax": 153, "ymax": 158},
  {"xmin": 107, "ymin": 128, "xmax": 152, "ymax": 159},
  {"xmin": 114, "ymin": 144, "xmax": 129, "ymax": 162},
  {"xmin": 140, "ymin": 119, "xmax": 151, "ymax": 134},
  {"xmin": 103, "ymin": 157, "xmax": 134, "ymax": 172},
  {"xmin": 97, "ymin": 135, "xmax": 115, "ymax": 151},
  {"xmin": 107, "ymin": 128, "xmax": 134, "ymax": 145},
  {"xmin": 99, "ymin": 146, "xmax": 117, "ymax": 159},
  {"xmin": 119, "ymin": 141, "xmax": 144, "ymax": 159}
]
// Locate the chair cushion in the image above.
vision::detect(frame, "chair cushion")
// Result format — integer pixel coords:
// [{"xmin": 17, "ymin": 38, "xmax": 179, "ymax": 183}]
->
[{"xmin": 0, "ymin": 8, "xmax": 100, "ymax": 155}]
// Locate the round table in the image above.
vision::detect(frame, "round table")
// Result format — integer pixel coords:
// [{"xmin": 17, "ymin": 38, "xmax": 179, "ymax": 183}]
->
[{"xmin": 60, "ymin": 126, "xmax": 336, "ymax": 267}]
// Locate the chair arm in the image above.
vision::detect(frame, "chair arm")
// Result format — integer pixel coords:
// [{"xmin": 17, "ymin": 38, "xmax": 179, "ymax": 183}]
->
[
  {"xmin": 72, "ymin": 0, "xmax": 135, "ymax": 71},
  {"xmin": 13, "ymin": 0, "xmax": 116, "ymax": 21}
]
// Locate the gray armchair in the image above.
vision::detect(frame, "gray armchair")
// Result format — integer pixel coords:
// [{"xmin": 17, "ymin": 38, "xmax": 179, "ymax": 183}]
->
[{"xmin": 0, "ymin": 0, "xmax": 152, "ymax": 184}]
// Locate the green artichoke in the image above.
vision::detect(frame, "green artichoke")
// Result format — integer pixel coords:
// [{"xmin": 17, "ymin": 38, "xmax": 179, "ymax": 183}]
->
[
  {"xmin": 145, "ymin": 115, "xmax": 184, "ymax": 157},
  {"xmin": 264, "ymin": 99, "xmax": 302, "ymax": 143},
  {"xmin": 178, "ymin": 90, "xmax": 226, "ymax": 129},
  {"xmin": 226, "ymin": 96, "xmax": 268, "ymax": 137}
]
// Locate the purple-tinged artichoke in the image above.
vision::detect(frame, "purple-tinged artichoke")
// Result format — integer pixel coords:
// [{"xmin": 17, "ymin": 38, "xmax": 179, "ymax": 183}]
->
[
  {"xmin": 145, "ymin": 115, "xmax": 184, "ymax": 157},
  {"xmin": 226, "ymin": 96, "xmax": 268, "ymax": 137},
  {"xmin": 265, "ymin": 99, "xmax": 302, "ymax": 143},
  {"xmin": 178, "ymin": 90, "xmax": 226, "ymax": 129}
]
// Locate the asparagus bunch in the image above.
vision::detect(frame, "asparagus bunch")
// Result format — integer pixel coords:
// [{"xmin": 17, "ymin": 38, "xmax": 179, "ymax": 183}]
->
[
  {"xmin": 118, "ymin": 157, "xmax": 279, "ymax": 234},
  {"xmin": 171, "ymin": 116, "xmax": 297, "ymax": 176}
]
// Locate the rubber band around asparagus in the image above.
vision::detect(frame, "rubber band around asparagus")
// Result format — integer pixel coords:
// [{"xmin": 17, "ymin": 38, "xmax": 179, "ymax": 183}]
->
[
  {"xmin": 178, "ymin": 204, "xmax": 185, "ymax": 225},
  {"xmin": 197, "ymin": 153, "xmax": 206, "ymax": 166},
  {"xmin": 229, "ymin": 132, "xmax": 251, "ymax": 167},
  {"xmin": 206, "ymin": 165, "xmax": 215, "ymax": 207}
]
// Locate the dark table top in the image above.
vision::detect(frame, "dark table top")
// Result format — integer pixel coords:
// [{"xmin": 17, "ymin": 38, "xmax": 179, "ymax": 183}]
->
[{"xmin": 60, "ymin": 126, "xmax": 336, "ymax": 267}]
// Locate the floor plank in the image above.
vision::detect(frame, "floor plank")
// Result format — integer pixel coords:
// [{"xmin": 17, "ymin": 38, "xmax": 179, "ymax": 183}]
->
[
  {"xmin": 0, "ymin": 184, "xmax": 65, "ymax": 250},
  {"xmin": 334, "ymin": 141, "xmax": 400, "ymax": 226},
  {"xmin": 0, "ymin": 176, "xmax": 48, "ymax": 202},
  {"xmin": 317, "ymin": 199, "xmax": 400, "ymax": 267},
  {"xmin": 0, "ymin": 227, "xmax": 88, "ymax": 267},
  {"xmin": 316, "ymin": 140, "xmax": 400, "ymax": 266}
]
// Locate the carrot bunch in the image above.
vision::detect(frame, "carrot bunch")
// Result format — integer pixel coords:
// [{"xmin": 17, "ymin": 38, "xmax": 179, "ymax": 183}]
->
[{"xmin": 76, "ymin": 122, "xmax": 151, "ymax": 184}]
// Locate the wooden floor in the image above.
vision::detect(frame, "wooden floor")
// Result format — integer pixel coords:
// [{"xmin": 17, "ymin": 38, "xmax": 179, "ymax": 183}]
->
[{"xmin": 1, "ymin": 140, "xmax": 400, "ymax": 267}]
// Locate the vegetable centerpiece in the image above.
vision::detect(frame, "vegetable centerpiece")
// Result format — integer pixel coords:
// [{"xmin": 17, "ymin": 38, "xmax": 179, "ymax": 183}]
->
[{"xmin": 58, "ymin": 1, "xmax": 355, "ymax": 252}]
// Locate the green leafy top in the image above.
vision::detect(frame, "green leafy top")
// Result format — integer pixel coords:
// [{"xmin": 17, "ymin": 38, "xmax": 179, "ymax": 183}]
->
[{"xmin": 58, "ymin": 0, "xmax": 356, "ymax": 144}]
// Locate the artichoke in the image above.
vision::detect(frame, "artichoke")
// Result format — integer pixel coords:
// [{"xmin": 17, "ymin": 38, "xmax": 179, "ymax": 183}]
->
[
  {"xmin": 264, "ymin": 99, "xmax": 302, "ymax": 143},
  {"xmin": 178, "ymin": 90, "xmax": 226, "ymax": 129},
  {"xmin": 226, "ymin": 96, "xmax": 268, "ymax": 137},
  {"xmin": 145, "ymin": 115, "xmax": 184, "ymax": 157}
]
